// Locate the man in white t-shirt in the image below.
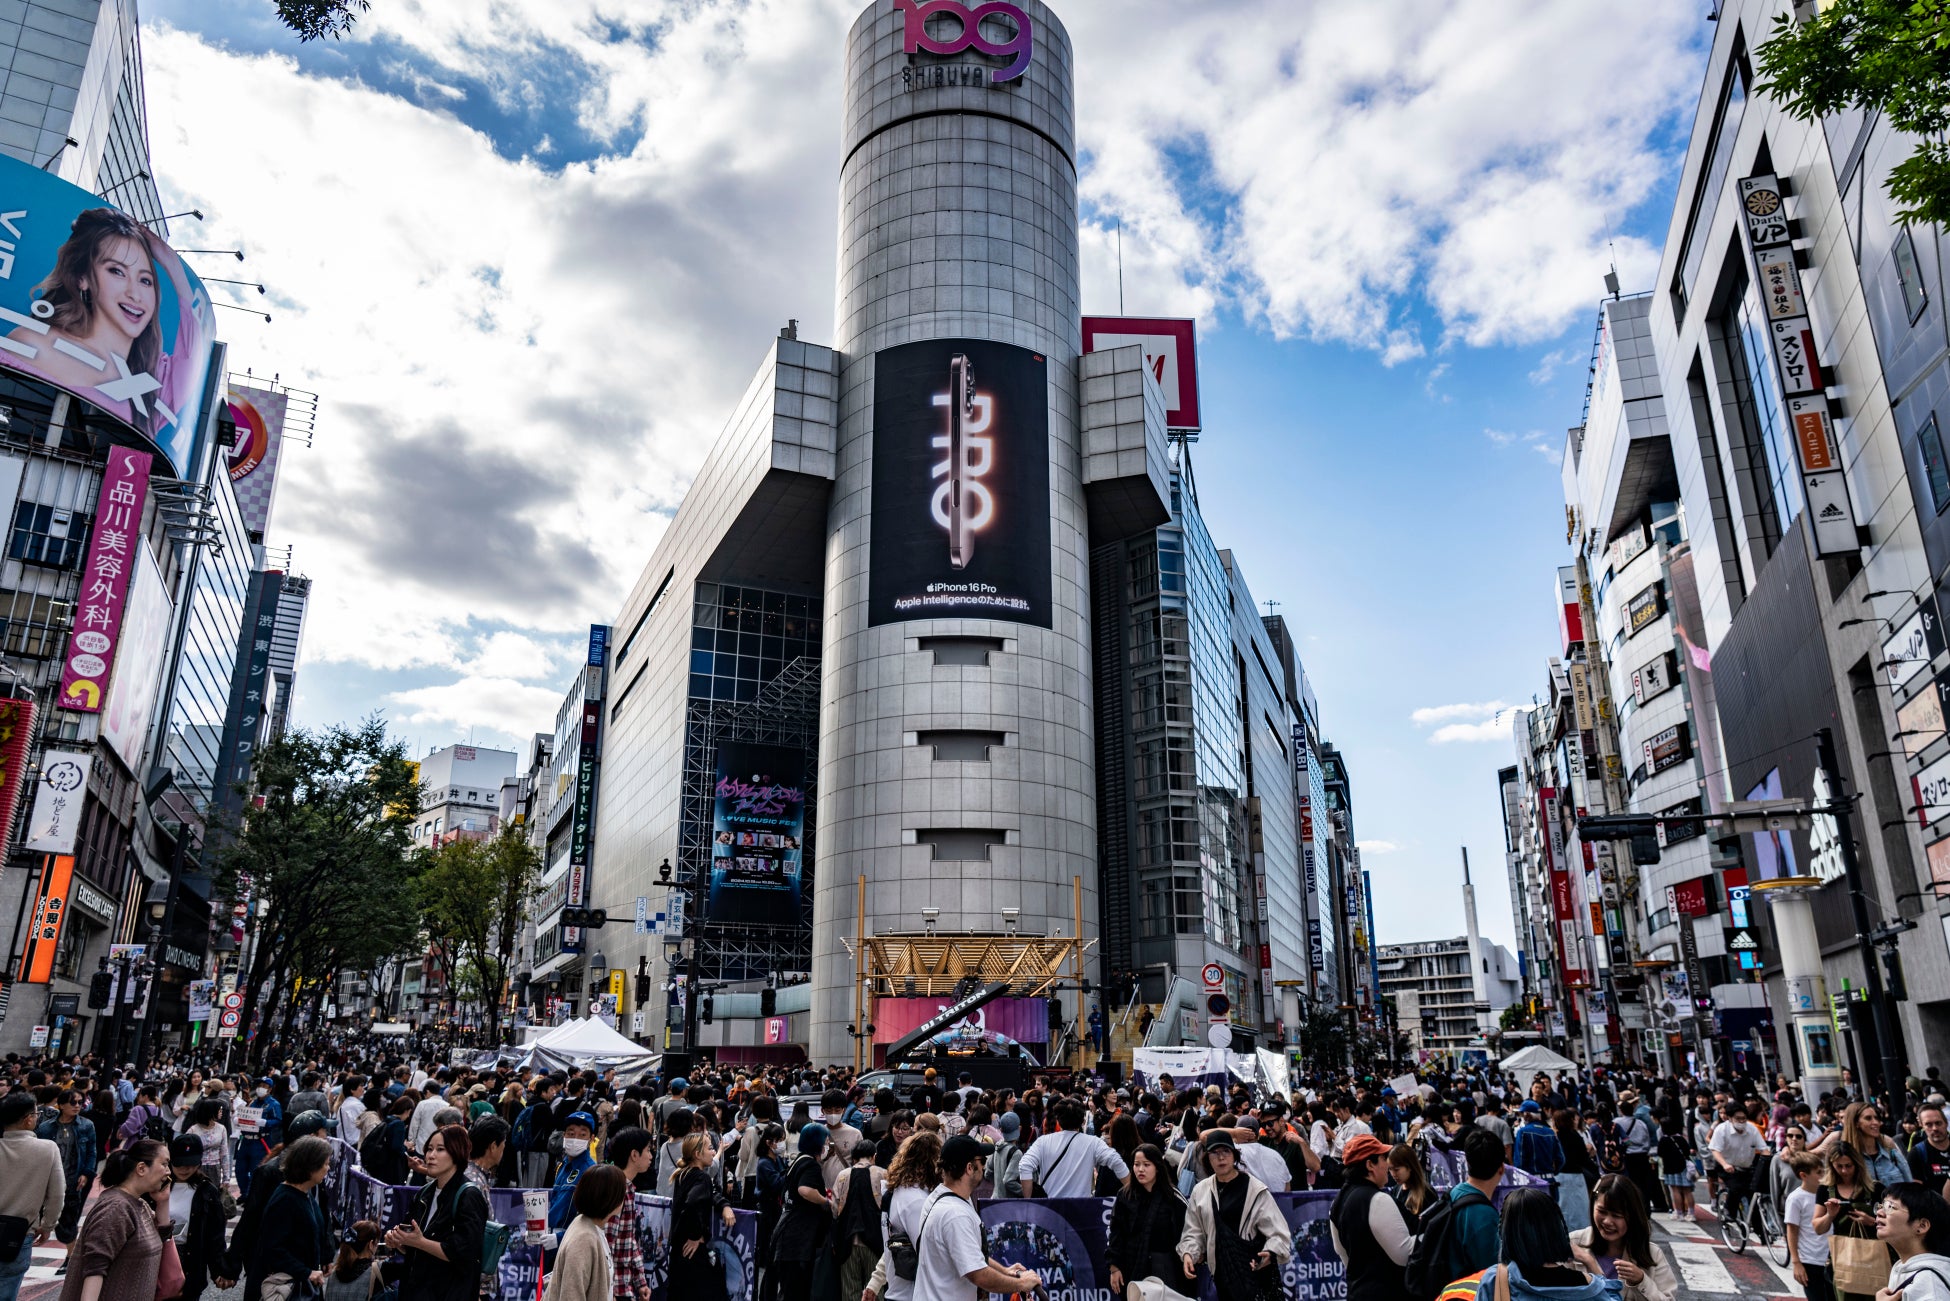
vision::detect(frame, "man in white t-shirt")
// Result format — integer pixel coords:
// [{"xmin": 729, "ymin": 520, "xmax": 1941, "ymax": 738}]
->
[
  {"xmin": 1330, "ymin": 1095, "xmax": 1371, "ymax": 1160},
  {"xmin": 1710, "ymin": 1103, "xmax": 1771, "ymax": 1224},
  {"xmin": 1019, "ymin": 1099, "xmax": 1128, "ymax": 1197},
  {"xmin": 914, "ymin": 1136, "xmax": 1040, "ymax": 1301}
]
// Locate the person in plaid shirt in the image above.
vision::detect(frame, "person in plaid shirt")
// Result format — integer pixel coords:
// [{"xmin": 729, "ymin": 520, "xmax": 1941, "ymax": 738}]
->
[{"xmin": 604, "ymin": 1127, "xmax": 657, "ymax": 1301}]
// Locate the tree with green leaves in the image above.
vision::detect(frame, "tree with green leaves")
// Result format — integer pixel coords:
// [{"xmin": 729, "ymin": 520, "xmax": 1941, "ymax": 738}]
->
[
  {"xmin": 276, "ymin": 0, "xmax": 370, "ymax": 41},
  {"xmin": 415, "ymin": 826, "xmax": 542, "ymax": 1043},
  {"xmin": 216, "ymin": 717, "xmax": 423, "ymax": 1066},
  {"xmin": 1757, "ymin": 1, "xmax": 1950, "ymax": 224}
]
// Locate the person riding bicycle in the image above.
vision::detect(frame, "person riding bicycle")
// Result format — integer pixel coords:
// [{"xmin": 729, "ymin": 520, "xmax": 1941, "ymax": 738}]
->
[{"xmin": 1710, "ymin": 1104, "xmax": 1771, "ymax": 1228}]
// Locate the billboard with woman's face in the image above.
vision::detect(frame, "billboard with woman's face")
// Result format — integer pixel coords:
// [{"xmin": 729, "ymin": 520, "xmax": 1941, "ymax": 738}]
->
[{"xmin": 0, "ymin": 154, "xmax": 217, "ymax": 478}]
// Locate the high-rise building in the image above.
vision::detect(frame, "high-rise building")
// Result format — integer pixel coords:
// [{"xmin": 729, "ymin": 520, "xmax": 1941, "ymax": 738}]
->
[
  {"xmin": 409, "ymin": 742, "xmax": 517, "ymax": 847},
  {"xmin": 552, "ymin": 0, "xmax": 1352, "ymax": 1066}
]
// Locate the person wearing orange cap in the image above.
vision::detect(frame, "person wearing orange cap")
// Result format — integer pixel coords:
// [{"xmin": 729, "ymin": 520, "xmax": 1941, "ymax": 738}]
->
[{"xmin": 1329, "ymin": 1134, "xmax": 1417, "ymax": 1301}]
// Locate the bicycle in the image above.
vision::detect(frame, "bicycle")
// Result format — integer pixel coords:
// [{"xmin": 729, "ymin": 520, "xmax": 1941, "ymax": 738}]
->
[{"xmin": 1713, "ymin": 1158, "xmax": 1789, "ymax": 1267}]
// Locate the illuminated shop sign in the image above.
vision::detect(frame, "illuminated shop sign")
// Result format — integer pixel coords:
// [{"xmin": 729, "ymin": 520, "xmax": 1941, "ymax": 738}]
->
[{"xmin": 896, "ymin": 0, "xmax": 1032, "ymax": 84}]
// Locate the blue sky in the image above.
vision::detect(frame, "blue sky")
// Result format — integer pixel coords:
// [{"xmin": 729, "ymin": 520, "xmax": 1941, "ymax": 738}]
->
[{"xmin": 135, "ymin": 0, "xmax": 1713, "ymax": 948}]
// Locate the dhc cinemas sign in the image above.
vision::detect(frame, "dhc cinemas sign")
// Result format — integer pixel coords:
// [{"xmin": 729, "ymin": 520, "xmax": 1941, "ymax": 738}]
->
[
  {"xmin": 895, "ymin": 0, "xmax": 1032, "ymax": 91},
  {"xmin": 868, "ymin": 338, "xmax": 1052, "ymax": 628}
]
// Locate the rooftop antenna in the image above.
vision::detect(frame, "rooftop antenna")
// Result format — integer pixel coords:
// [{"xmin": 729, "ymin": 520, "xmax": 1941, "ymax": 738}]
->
[
  {"xmin": 1116, "ymin": 217, "xmax": 1125, "ymax": 315},
  {"xmin": 1263, "ymin": 599, "xmax": 1281, "ymax": 618}
]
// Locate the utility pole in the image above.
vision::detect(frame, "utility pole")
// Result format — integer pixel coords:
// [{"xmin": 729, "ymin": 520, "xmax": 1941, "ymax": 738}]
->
[{"xmin": 1815, "ymin": 727, "xmax": 1906, "ymax": 1105}]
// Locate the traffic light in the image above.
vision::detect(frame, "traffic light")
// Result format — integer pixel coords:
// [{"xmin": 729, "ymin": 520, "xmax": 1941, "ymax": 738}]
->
[
  {"xmin": 1883, "ymin": 946, "xmax": 1909, "ymax": 1003},
  {"xmin": 701, "ymin": 993, "xmax": 714, "ymax": 1025},
  {"xmin": 87, "ymin": 969, "xmax": 111, "ymax": 1010},
  {"xmin": 760, "ymin": 984, "xmax": 777, "ymax": 1017},
  {"xmin": 561, "ymin": 907, "xmax": 609, "ymax": 929},
  {"xmin": 1578, "ymin": 813, "xmax": 1663, "ymax": 866},
  {"xmin": 635, "ymin": 959, "xmax": 652, "ymax": 1011}
]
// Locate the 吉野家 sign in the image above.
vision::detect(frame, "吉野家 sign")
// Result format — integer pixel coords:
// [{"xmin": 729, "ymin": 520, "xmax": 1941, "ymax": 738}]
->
[
  {"xmin": 867, "ymin": 338, "xmax": 1052, "ymax": 627},
  {"xmin": 1080, "ymin": 316, "xmax": 1201, "ymax": 430}
]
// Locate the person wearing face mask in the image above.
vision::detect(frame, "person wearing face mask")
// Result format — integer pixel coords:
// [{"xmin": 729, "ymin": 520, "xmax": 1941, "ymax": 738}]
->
[
  {"xmin": 548, "ymin": 1114, "xmax": 598, "ymax": 1232},
  {"xmin": 817, "ymin": 1090, "xmax": 861, "ymax": 1189},
  {"xmin": 235, "ymin": 1080, "xmax": 285, "ymax": 1198}
]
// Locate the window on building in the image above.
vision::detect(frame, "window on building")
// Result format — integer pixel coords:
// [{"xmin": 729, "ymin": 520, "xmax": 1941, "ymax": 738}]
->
[
  {"xmin": 8, "ymin": 503, "xmax": 87, "ymax": 569},
  {"xmin": 1717, "ymin": 273, "xmax": 1802, "ymax": 555},
  {"xmin": 1921, "ymin": 413, "xmax": 1950, "ymax": 514},
  {"xmin": 1896, "ymin": 225, "xmax": 1931, "ymax": 324}
]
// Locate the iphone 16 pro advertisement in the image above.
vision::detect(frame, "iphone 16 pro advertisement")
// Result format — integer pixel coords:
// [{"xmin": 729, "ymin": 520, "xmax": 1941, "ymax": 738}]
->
[{"xmin": 867, "ymin": 338, "xmax": 1052, "ymax": 628}]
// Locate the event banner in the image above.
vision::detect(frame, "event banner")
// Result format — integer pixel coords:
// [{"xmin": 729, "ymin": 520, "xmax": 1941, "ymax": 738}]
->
[
  {"xmin": 225, "ymin": 382, "xmax": 288, "ymax": 539},
  {"xmin": 324, "ymin": 1139, "xmax": 758, "ymax": 1301},
  {"xmin": 872, "ymin": 994, "xmax": 1048, "ymax": 1056},
  {"xmin": 706, "ymin": 741, "xmax": 806, "ymax": 927},
  {"xmin": 868, "ymin": 338, "xmax": 1052, "ymax": 627},
  {"xmin": 0, "ymin": 153, "xmax": 217, "ymax": 478},
  {"xmin": 58, "ymin": 445, "xmax": 151, "ymax": 712}
]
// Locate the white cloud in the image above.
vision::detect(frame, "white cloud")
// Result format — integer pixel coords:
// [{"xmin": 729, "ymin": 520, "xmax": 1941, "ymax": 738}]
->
[
  {"xmin": 1410, "ymin": 700, "xmax": 1512, "ymax": 726},
  {"xmin": 1428, "ymin": 718, "xmax": 1515, "ymax": 744},
  {"xmin": 1529, "ymin": 347, "xmax": 1576, "ymax": 386},
  {"xmin": 1357, "ymin": 839, "xmax": 1400, "ymax": 855},
  {"xmin": 389, "ymin": 677, "xmax": 567, "ymax": 737},
  {"xmin": 135, "ymin": 0, "xmax": 1699, "ymax": 740}
]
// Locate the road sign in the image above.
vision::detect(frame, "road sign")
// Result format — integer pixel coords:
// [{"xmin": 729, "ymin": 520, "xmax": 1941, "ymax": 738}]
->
[
  {"xmin": 217, "ymin": 991, "xmax": 243, "ymax": 1039},
  {"xmin": 1201, "ymin": 963, "xmax": 1224, "ymax": 988},
  {"xmin": 26, "ymin": 1025, "xmax": 46, "ymax": 1048},
  {"xmin": 1206, "ymin": 1022, "xmax": 1232, "ymax": 1049},
  {"xmin": 1206, "ymin": 993, "xmax": 1230, "ymax": 1017}
]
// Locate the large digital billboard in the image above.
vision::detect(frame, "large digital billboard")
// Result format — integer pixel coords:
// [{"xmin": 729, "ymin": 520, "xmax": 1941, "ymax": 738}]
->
[
  {"xmin": 0, "ymin": 155, "xmax": 217, "ymax": 479},
  {"xmin": 706, "ymin": 742, "xmax": 806, "ymax": 927},
  {"xmin": 868, "ymin": 338, "xmax": 1051, "ymax": 627}
]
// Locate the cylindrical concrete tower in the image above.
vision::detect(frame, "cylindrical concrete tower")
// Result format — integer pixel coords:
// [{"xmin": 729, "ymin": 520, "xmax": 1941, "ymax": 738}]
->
[{"xmin": 810, "ymin": 0, "xmax": 1092, "ymax": 1064}]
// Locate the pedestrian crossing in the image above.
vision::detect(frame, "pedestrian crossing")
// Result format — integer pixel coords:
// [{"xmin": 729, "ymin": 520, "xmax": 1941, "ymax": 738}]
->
[
  {"xmin": 21, "ymin": 1242, "xmax": 65, "ymax": 1285},
  {"xmin": 1655, "ymin": 1207, "xmax": 1805, "ymax": 1300}
]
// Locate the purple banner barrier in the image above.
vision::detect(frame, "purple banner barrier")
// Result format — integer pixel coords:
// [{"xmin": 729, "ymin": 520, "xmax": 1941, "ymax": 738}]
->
[{"xmin": 324, "ymin": 1139, "xmax": 758, "ymax": 1301}]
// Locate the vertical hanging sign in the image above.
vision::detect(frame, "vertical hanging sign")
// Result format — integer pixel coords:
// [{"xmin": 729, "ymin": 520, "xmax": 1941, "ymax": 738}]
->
[
  {"xmin": 58, "ymin": 447, "xmax": 152, "ymax": 711},
  {"xmin": 17, "ymin": 855, "xmax": 73, "ymax": 984},
  {"xmin": 1737, "ymin": 174, "xmax": 1859, "ymax": 556}
]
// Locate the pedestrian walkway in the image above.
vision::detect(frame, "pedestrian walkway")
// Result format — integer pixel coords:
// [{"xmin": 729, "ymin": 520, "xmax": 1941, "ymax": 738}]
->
[{"xmin": 1653, "ymin": 1204, "xmax": 1802, "ymax": 1300}]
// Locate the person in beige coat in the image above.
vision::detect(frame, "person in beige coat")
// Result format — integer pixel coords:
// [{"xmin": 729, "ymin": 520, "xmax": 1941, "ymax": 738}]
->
[
  {"xmin": 1177, "ymin": 1133, "xmax": 1292, "ymax": 1301},
  {"xmin": 0, "ymin": 1090, "xmax": 68, "ymax": 1266},
  {"xmin": 1569, "ymin": 1175, "xmax": 1678, "ymax": 1301},
  {"xmin": 544, "ymin": 1165, "xmax": 630, "ymax": 1301}
]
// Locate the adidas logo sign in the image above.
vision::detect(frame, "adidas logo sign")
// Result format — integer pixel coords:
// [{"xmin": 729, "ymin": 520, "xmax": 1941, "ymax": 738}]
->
[{"xmin": 1819, "ymin": 503, "xmax": 1847, "ymax": 520}]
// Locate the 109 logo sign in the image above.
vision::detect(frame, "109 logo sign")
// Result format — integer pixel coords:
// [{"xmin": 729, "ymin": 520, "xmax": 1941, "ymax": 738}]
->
[{"xmin": 896, "ymin": 0, "xmax": 1032, "ymax": 82}]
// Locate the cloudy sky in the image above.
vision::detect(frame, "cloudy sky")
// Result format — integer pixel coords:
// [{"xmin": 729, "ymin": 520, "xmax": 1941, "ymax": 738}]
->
[{"xmin": 139, "ymin": 0, "xmax": 1711, "ymax": 948}]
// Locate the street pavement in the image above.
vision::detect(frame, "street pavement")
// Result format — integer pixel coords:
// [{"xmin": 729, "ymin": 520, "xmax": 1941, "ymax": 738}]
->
[{"xmin": 1653, "ymin": 1203, "xmax": 1805, "ymax": 1301}]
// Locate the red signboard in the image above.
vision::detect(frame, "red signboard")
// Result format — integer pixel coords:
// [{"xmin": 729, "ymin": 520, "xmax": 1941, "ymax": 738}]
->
[
  {"xmin": 1080, "ymin": 316, "xmax": 1201, "ymax": 429},
  {"xmin": 0, "ymin": 698, "xmax": 34, "ymax": 845},
  {"xmin": 1672, "ymin": 877, "xmax": 1711, "ymax": 918},
  {"xmin": 18, "ymin": 855, "xmax": 72, "ymax": 984}
]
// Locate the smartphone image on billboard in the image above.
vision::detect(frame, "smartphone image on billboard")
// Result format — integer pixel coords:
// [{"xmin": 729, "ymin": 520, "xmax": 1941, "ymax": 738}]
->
[{"xmin": 948, "ymin": 352, "xmax": 973, "ymax": 569}]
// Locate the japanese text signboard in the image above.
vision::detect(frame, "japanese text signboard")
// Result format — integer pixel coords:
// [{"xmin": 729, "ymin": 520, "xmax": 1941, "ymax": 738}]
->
[{"xmin": 58, "ymin": 446, "xmax": 150, "ymax": 712}]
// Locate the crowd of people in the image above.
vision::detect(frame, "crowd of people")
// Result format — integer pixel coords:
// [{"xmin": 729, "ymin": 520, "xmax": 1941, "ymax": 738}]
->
[{"xmin": 10, "ymin": 1052, "xmax": 1950, "ymax": 1301}]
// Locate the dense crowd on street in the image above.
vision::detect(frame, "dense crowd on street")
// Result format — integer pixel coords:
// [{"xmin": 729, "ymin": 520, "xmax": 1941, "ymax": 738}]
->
[{"xmin": 7, "ymin": 1048, "xmax": 1950, "ymax": 1301}]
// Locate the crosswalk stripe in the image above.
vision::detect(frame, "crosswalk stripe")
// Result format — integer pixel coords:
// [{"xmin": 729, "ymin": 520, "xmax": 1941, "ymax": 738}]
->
[{"xmin": 1667, "ymin": 1239, "xmax": 1741, "ymax": 1294}]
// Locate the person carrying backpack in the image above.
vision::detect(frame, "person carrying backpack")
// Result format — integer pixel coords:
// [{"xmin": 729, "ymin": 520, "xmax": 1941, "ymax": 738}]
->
[
  {"xmin": 985, "ymin": 1111, "xmax": 1023, "ymax": 1198},
  {"xmin": 1404, "ymin": 1128, "xmax": 1503, "ymax": 1300}
]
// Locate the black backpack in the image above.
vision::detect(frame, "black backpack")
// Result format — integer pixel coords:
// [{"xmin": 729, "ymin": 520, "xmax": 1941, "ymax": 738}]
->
[{"xmin": 1404, "ymin": 1185, "xmax": 1492, "ymax": 1301}]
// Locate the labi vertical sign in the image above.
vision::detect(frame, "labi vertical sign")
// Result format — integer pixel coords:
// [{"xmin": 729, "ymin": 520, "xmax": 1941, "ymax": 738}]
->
[{"xmin": 868, "ymin": 338, "xmax": 1051, "ymax": 627}]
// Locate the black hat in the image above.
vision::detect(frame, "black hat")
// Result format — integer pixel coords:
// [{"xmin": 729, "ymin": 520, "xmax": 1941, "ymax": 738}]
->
[
  {"xmin": 941, "ymin": 1134, "xmax": 992, "ymax": 1173},
  {"xmin": 169, "ymin": 1133, "xmax": 204, "ymax": 1167},
  {"xmin": 1202, "ymin": 1130, "xmax": 1238, "ymax": 1155}
]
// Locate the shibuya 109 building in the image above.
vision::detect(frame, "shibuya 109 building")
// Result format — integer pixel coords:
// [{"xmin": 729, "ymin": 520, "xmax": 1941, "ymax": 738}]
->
[{"xmin": 555, "ymin": 0, "xmax": 1373, "ymax": 1070}]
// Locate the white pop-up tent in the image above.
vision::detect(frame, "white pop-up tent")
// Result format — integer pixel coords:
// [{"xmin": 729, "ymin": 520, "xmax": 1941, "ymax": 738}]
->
[
  {"xmin": 1500, "ymin": 1044, "xmax": 1580, "ymax": 1074},
  {"xmin": 524, "ymin": 1016, "xmax": 660, "ymax": 1083}
]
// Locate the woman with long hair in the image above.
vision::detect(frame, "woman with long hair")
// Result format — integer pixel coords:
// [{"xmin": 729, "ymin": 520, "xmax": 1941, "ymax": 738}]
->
[
  {"xmin": 1570, "ymin": 1174, "xmax": 1677, "ymax": 1301},
  {"xmin": 1473, "ymin": 1187, "xmax": 1612, "ymax": 1300},
  {"xmin": 322, "ymin": 1221, "xmax": 381, "ymax": 1301},
  {"xmin": 1551, "ymin": 1109, "xmax": 1599, "ymax": 1232},
  {"xmin": 57, "ymin": 1137, "xmax": 172, "ymax": 1301},
  {"xmin": 753, "ymin": 1122, "xmax": 788, "ymax": 1301},
  {"xmin": 1829, "ymin": 1102, "xmax": 1908, "ymax": 1190},
  {"xmin": 186, "ymin": 1098, "xmax": 236, "ymax": 1197},
  {"xmin": 1108, "ymin": 1144, "xmax": 1191, "ymax": 1301},
  {"xmin": 384, "ymin": 1124, "xmax": 487, "ymax": 1301},
  {"xmin": 1655, "ymin": 1098, "xmax": 1694, "ymax": 1224},
  {"xmin": 1814, "ymin": 1141, "xmax": 1887, "ymax": 1301},
  {"xmin": 860, "ymin": 1131, "xmax": 943, "ymax": 1301},
  {"xmin": 1386, "ymin": 1143, "xmax": 1435, "ymax": 1231},
  {"xmin": 670, "ymin": 1132, "xmax": 737, "ymax": 1301},
  {"xmin": 1178, "ymin": 1132, "xmax": 1292, "ymax": 1301}
]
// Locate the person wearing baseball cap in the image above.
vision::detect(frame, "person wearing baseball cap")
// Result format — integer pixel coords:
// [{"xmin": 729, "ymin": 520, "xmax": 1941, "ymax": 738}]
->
[
  {"xmin": 914, "ymin": 1134, "xmax": 1038, "ymax": 1301},
  {"xmin": 168, "ymin": 1132, "xmax": 231, "ymax": 1298},
  {"xmin": 1329, "ymin": 1134, "xmax": 1414, "ymax": 1301},
  {"xmin": 1178, "ymin": 1128, "xmax": 1292, "ymax": 1301}
]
